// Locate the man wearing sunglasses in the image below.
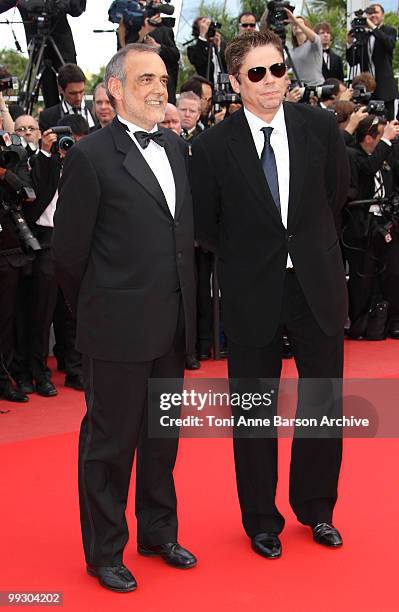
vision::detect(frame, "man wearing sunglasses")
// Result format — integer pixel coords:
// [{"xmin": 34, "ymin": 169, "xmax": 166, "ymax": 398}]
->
[
  {"xmin": 238, "ymin": 12, "xmax": 257, "ymax": 33},
  {"xmin": 191, "ymin": 29, "xmax": 350, "ymax": 558}
]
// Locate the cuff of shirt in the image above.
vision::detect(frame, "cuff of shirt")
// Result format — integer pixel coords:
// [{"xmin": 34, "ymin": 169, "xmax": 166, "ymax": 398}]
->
[
  {"xmin": 381, "ymin": 138, "xmax": 392, "ymax": 147},
  {"xmin": 40, "ymin": 149, "xmax": 52, "ymax": 157}
]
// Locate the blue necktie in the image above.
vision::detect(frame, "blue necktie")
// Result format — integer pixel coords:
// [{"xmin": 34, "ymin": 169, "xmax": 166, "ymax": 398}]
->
[{"xmin": 261, "ymin": 127, "xmax": 281, "ymax": 214}]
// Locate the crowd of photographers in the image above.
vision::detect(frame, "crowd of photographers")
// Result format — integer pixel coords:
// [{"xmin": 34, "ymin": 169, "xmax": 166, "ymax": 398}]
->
[{"xmin": 1, "ymin": 0, "xmax": 399, "ymax": 401}]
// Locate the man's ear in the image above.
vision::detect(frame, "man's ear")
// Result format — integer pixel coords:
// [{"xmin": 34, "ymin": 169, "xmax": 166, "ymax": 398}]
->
[
  {"xmin": 107, "ymin": 77, "xmax": 123, "ymax": 102},
  {"xmin": 229, "ymin": 74, "xmax": 241, "ymax": 95}
]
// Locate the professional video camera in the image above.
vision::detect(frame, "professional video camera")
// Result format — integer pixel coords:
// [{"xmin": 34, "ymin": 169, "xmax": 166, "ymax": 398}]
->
[
  {"xmin": 50, "ymin": 126, "xmax": 75, "ymax": 154},
  {"xmin": 108, "ymin": 0, "xmax": 175, "ymax": 32},
  {"xmin": 348, "ymin": 194, "xmax": 399, "ymax": 243},
  {"xmin": 207, "ymin": 21, "xmax": 221, "ymax": 39},
  {"xmin": 0, "ymin": 131, "xmax": 40, "ymax": 252},
  {"xmin": 349, "ymin": 9, "xmax": 370, "ymax": 46},
  {"xmin": 0, "ymin": 77, "xmax": 19, "ymax": 94},
  {"xmin": 212, "ymin": 73, "xmax": 241, "ymax": 113},
  {"xmin": 266, "ymin": 1, "xmax": 294, "ymax": 42},
  {"xmin": 18, "ymin": 0, "xmax": 70, "ymax": 29}
]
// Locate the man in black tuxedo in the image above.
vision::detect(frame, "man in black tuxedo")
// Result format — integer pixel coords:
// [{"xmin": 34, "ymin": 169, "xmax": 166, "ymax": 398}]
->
[
  {"xmin": 187, "ymin": 17, "xmax": 227, "ymax": 86},
  {"xmin": 52, "ymin": 43, "xmax": 197, "ymax": 593},
  {"xmin": 347, "ymin": 4, "xmax": 398, "ymax": 120},
  {"xmin": 39, "ymin": 63, "xmax": 95, "ymax": 132},
  {"xmin": 0, "ymin": 0, "xmax": 86, "ymax": 108},
  {"xmin": 314, "ymin": 22, "xmax": 344, "ymax": 81},
  {"xmin": 191, "ymin": 30, "xmax": 350, "ymax": 557}
]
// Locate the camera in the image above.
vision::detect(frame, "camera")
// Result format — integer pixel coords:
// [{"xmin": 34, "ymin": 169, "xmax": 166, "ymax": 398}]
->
[
  {"xmin": 50, "ymin": 126, "xmax": 75, "ymax": 153},
  {"xmin": 266, "ymin": 1, "xmax": 294, "ymax": 41},
  {"xmin": 0, "ymin": 77, "xmax": 19, "ymax": 93},
  {"xmin": 352, "ymin": 84, "xmax": 372, "ymax": 106},
  {"xmin": 350, "ymin": 9, "xmax": 370, "ymax": 46},
  {"xmin": 108, "ymin": 0, "xmax": 175, "ymax": 33},
  {"xmin": 18, "ymin": 0, "xmax": 69, "ymax": 14},
  {"xmin": 212, "ymin": 73, "xmax": 241, "ymax": 113},
  {"xmin": 0, "ymin": 130, "xmax": 40, "ymax": 252},
  {"xmin": 366, "ymin": 100, "xmax": 385, "ymax": 117},
  {"xmin": 207, "ymin": 21, "xmax": 221, "ymax": 39},
  {"xmin": 295, "ymin": 84, "xmax": 336, "ymax": 104}
]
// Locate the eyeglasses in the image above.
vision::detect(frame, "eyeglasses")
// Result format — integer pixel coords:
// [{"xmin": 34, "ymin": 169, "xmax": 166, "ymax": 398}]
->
[
  {"xmin": 238, "ymin": 63, "xmax": 287, "ymax": 82},
  {"xmin": 240, "ymin": 23, "xmax": 256, "ymax": 28},
  {"xmin": 15, "ymin": 126, "xmax": 39, "ymax": 133}
]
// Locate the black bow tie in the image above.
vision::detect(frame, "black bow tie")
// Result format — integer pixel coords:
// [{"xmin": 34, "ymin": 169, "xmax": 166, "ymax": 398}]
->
[
  {"xmin": 134, "ymin": 130, "xmax": 165, "ymax": 149},
  {"xmin": 323, "ymin": 48, "xmax": 330, "ymax": 54}
]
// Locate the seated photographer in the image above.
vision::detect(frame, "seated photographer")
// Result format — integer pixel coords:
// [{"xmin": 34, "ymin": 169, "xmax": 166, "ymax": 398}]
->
[
  {"xmin": 0, "ymin": 116, "xmax": 35, "ymax": 402},
  {"xmin": 12, "ymin": 114, "xmax": 89, "ymax": 396},
  {"xmin": 176, "ymin": 92, "xmax": 203, "ymax": 142},
  {"xmin": 346, "ymin": 4, "xmax": 397, "ymax": 120},
  {"xmin": 285, "ymin": 10, "xmax": 324, "ymax": 86},
  {"xmin": 92, "ymin": 82, "xmax": 115, "ymax": 129},
  {"xmin": 314, "ymin": 22, "xmax": 344, "ymax": 81},
  {"xmin": 14, "ymin": 114, "xmax": 41, "ymax": 158},
  {"xmin": 187, "ymin": 17, "xmax": 227, "ymax": 87},
  {"xmin": 333, "ymin": 100, "xmax": 368, "ymax": 146},
  {"xmin": 0, "ymin": 1, "xmax": 87, "ymax": 108},
  {"xmin": 344, "ymin": 115, "xmax": 399, "ymax": 338},
  {"xmin": 39, "ymin": 63, "xmax": 95, "ymax": 132}
]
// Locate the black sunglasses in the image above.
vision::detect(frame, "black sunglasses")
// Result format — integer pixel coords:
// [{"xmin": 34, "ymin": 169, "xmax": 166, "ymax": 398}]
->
[
  {"xmin": 238, "ymin": 63, "xmax": 287, "ymax": 82},
  {"xmin": 240, "ymin": 23, "xmax": 256, "ymax": 28}
]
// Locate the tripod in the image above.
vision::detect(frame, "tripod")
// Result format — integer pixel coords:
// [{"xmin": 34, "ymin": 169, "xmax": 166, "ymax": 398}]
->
[{"xmin": 19, "ymin": 26, "xmax": 65, "ymax": 114}]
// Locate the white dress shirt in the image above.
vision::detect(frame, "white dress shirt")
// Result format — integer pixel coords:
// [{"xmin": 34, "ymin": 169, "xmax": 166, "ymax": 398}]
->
[
  {"xmin": 244, "ymin": 105, "xmax": 293, "ymax": 268},
  {"xmin": 61, "ymin": 98, "xmax": 96, "ymax": 128},
  {"xmin": 117, "ymin": 115, "xmax": 176, "ymax": 218}
]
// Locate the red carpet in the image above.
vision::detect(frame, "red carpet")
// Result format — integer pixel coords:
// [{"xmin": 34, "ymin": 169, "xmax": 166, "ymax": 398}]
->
[{"xmin": 1, "ymin": 341, "xmax": 399, "ymax": 611}]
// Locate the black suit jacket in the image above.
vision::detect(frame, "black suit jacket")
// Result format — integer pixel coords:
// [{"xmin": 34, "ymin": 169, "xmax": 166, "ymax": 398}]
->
[
  {"xmin": 52, "ymin": 117, "xmax": 196, "ymax": 362},
  {"xmin": 347, "ymin": 25, "xmax": 398, "ymax": 101},
  {"xmin": 38, "ymin": 102, "xmax": 95, "ymax": 132},
  {"xmin": 322, "ymin": 48, "xmax": 344, "ymax": 81},
  {"xmin": 187, "ymin": 38, "xmax": 227, "ymax": 83},
  {"xmin": 190, "ymin": 104, "xmax": 349, "ymax": 347},
  {"xmin": 0, "ymin": 0, "xmax": 86, "ymax": 63}
]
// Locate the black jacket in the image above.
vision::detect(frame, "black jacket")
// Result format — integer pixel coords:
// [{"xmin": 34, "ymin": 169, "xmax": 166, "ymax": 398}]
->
[
  {"xmin": 322, "ymin": 48, "xmax": 345, "ymax": 82},
  {"xmin": 187, "ymin": 37, "xmax": 227, "ymax": 83},
  {"xmin": 52, "ymin": 117, "xmax": 196, "ymax": 362},
  {"xmin": 0, "ymin": 0, "xmax": 86, "ymax": 63},
  {"xmin": 346, "ymin": 25, "xmax": 398, "ymax": 101},
  {"xmin": 38, "ymin": 102, "xmax": 94, "ymax": 132},
  {"xmin": 190, "ymin": 104, "xmax": 350, "ymax": 346}
]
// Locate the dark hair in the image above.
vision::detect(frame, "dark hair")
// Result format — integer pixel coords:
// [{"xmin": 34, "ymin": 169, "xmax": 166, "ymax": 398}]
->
[
  {"xmin": 333, "ymin": 100, "xmax": 355, "ymax": 124},
  {"xmin": 225, "ymin": 30, "xmax": 283, "ymax": 76},
  {"xmin": 0, "ymin": 65, "xmax": 11, "ymax": 79},
  {"xmin": 367, "ymin": 4, "xmax": 384, "ymax": 14},
  {"xmin": 323, "ymin": 78, "xmax": 343, "ymax": 97},
  {"xmin": 58, "ymin": 63, "xmax": 86, "ymax": 89},
  {"xmin": 180, "ymin": 75, "xmax": 213, "ymax": 96},
  {"xmin": 57, "ymin": 114, "xmax": 89, "ymax": 136},
  {"xmin": 192, "ymin": 16, "xmax": 204, "ymax": 38},
  {"xmin": 238, "ymin": 12, "xmax": 256, "ymax": 24},
  {"xmin": 314, "ymin": 22, "xmax": 332, "ymax": 35},
  {"xmin": 356, "ymin": 115, "xmax": 382, "ymax": 144}
]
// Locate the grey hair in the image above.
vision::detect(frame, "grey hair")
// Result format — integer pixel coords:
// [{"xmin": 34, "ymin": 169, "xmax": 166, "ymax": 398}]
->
[
  {"xmin": 104, "ymin": 43, "xmax": 160, "ymax": 107},
  {"xmin": 176, "ymin": 91, "xmax": 202, "ymax": 111}
]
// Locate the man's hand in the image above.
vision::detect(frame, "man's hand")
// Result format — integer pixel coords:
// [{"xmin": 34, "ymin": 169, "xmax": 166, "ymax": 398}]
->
[
  {"xmin": 366, "ymin": 17, "xmax": 376, "ymax": 30},
  {"xmin": 339, "ymin": 88, "xmax": 353, "ymax": 102},
  {"xmin": 213, "ymin": 31, "xmax": 222, "ymax": 50},
  {"xmin": 345, "ymin": 106, "xmax": 368, "ymax": 134},
  {"xmin": 144, "ymin": 34, "xmax": 161, "ymax": 48},
  {"xmin": 138, "ymin": 18, "xmax": 156, "ymax": 42},
  {"xmin": 214, "ymin": 107, "xmax": 226, "ymax": 123},
  {"xmin": 383, "ymin": 120, "xmax": 399, "ymax": 141},
  {"xmin": 286, "ymin": 86, "xmax": 302, "ymax": 103},
  {"xmin": 40, "ymin": 128, "xmax": 57, "ymax": 154}
]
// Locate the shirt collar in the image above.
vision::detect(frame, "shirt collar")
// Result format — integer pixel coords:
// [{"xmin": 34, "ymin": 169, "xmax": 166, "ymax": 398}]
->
[
  {"xmin": 244, "ymin": 104, "xmax": 286, "ymax": 136},
  {"xmin": 117, "ymin": 114, "xmax": 158, "ymax": 134},
  {"xmin": 63, "ymin": 98, "xmax": 85, "ymax": 112}
]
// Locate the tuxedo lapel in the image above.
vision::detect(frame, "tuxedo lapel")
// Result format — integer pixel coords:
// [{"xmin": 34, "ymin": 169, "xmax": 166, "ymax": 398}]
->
[
  {"xmin": 110, "ymin": 118, "xmax": 172, "ymax": 218},
  {"xmin": 227, "ymin": 108, "xmax": 283, "ymax": 224},
  {"xmin": 283, "ymin": 102, "xmax": 308, "ymax": 229}
]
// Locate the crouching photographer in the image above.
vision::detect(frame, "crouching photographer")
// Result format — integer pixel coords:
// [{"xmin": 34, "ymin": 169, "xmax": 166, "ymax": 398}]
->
[
  {"xmin": 0, "ymin": 127, "xmax": 39, "ymax": 402},
  {"xmin": 12, "ymin": 114, "xmax": 88, "ymax": 397},
  {"xmin": 343, "ymin": 115, "xmax": 399, "ymax": 339}
]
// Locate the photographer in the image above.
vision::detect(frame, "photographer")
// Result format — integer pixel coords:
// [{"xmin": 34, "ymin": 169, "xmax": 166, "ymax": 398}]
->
[
  {"xmin": 187, "ymin": 16, "xmax": 227, "ymax": 87},
  {"xmin": 344, "ymin": 115, "xmax": 399, "ymax": 338},
  {"xmin": 314, "ymin": 22, "xmax": 344, "ymax": 82},
  {"xmin": 0, "ymin": 120, "xmax": 35, "ymax": 402},
  {"xmin": 0, "ymin": 1, "xmax": 87, "ymax": 108},
  {"xmin": 347, "ymin": 4, "xmax": 397, "ymax": 120},
  {"xmin": 286, "ymin": 11, "xmax": 324, "ymax": 86},
  {"xmin": 11, "ymin": 114, "xmax": 88, "ymax": 395}
]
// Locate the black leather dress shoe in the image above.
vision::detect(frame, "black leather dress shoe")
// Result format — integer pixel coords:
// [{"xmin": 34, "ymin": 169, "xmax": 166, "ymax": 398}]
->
[
  {"xmin": 312, "ymin": 523, "xmax": 343, "ymax": 547},
  {"xmin": 87, "ymin": 564, "xmax": 137, "ymax": 592},
  {"xmin": 137, "ymin": 542, "xmax": 197, "ymax": 568},
  {"xmin": 185, "ymin": 354, "xmax": 201, "ymax": 370},
  {"xmin": 64, "ymin": 374, "xmax": 84, "ymax": 391},
  {"xmin": 251, "ymin": 533, "xmax": 282, "ymax": 559},
  {"xmin": 17, "ymin": 379, "xmax": 34, "ymax": 394},
  {"xmin": 198, "ymin": 350, "xmax": 211, "ymax": 361},
  {"xmin": 36, "ymin": 380, "xmax": 58, "ymax": 397},
  {"xmin": 0, "ymin": 384, "xmax": 29, "ymax": 403},
  {"xmin": 388, "ymin": 322, "xmax": 399, "ymax": 339}
]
